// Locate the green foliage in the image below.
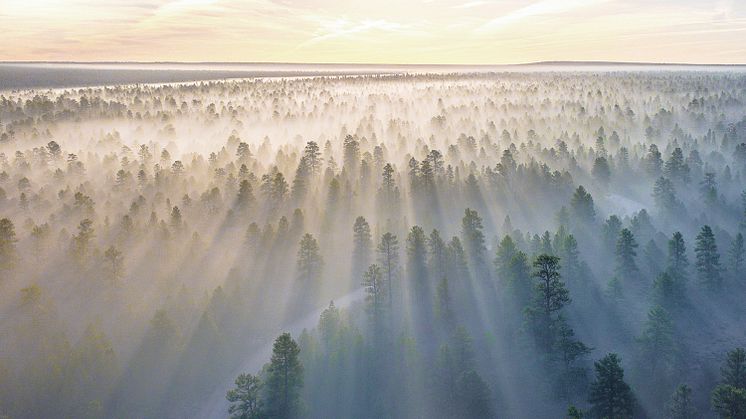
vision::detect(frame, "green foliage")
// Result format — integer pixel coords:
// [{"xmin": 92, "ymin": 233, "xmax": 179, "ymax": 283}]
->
[
  {"xmin": 0, "ymin": 218, "xmax": 17, "ymax": 272},
  {"xmin": 637, "ymin": 306, "xmax": 676, "ymax": 376},
  {"xmin": 729, "ymin": 233, "xmax": 744, "ymax": 280},
  {"xmin": 695, "ymin": 225, "xmax": 722, "ymax": 289},
  {"xmin": 588, "ymin": 353, "xmax": 634, "ymax": 419},
  {"xmin": 432, "ymin": 328, "xmax": 493, "ymax": 418},
  {"xmin": 615, "ymin": 229, "xmax": 639, "ymax": 280},
  {"xmin": 461, "ymin": 208, "xmax": 487, "ymax": 275},
  {"xmin": 362, "ymin": 264, "xmax": 386, "ymax": 333},
  {"xmin": 226, "ymin": 373, "xmax": 263, "ymax": 419},
  {"xmin": 532, "ymin": 254, "xmax": 570, "ymax": 318},
  {"xmin": 352, "ymin": 216, "xmax": 372, "ymax": 276},
  {"xmin": 667, "ymin": 232, "xmax": 689, "ymax": 283},
  {"xmin": 667, "ymin": 384, "xmax": 697, "ymax": 419},
  {"xmin": 711, "ymin": 385, "xmax": 746, "ymax": 419},
  {"xmin": 571, "ymin": 185, "xmax": 596, "ymax": 223},
  {"xmin": 567, "ymin": 404, "xmax": 585, "ymax": 419},
  {"xmin": 266, "ymin": 333, "xmax": 303, "ymax": 418},
  {"xmin": 528, "ymin": 254, "xmax": 571, "ymax": 352},
  {"xmin": 297, "ymin": 233, "xmax": 323, "ymax": 282},
  {"xmin": 711, "ymin": 348, "xmax": 746, "ymax": 418},
  {"xmin": 721, "ymin": 348, "xmax": 746, "ymax": 389}
]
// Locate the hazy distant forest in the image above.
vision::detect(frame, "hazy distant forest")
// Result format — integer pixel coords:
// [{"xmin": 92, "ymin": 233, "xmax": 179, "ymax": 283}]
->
[{"xmin": 2, "ymin": 70, "xmax": 746, "ymax": 419}]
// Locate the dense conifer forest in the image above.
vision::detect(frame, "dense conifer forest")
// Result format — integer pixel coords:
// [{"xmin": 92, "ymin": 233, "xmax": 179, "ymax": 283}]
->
[{"xmin": 1, "ymin": 70, "xmax": 746, "ymax": 418}]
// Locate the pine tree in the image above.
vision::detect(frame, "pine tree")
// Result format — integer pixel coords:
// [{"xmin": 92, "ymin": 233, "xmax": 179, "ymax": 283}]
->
[
  {"xmin": 302, "ymin": 141, "xmax": 323, "ymax": 177},
  {"xmin": 664, "ymin": 148, "xmax": 690, "ymax": 184},
  {"xmin": 722, "ymin": 348, "xmax": 746, "ymax": 389},
  {"xmin": 567, "ymin": 405, "xmax": 585, "ymax": 419},
  {"xmin": 71, "ymin": 218, "xmax": 95, "ymax": 264},
  {"xmin": 494, "ymin": 235, "xmax": 518, "ymax": 283},
  {"xmin": 653, "ymin": 177, "xmax": 681, "ymax": 214},
  {"xmin": 615, "ymin": 228, "xmax": 639, "ymax": 280},
  {"xmin": 104, "ymin": 245, "xmax": 124, "ymax": 280},
  {"xmin": 0, "ymin": 218, "xmax": 18, "ymax": 273},
  {"xmin": 592, "ymin": 157, "xmax": 611, "ymax": 183},
  {"xmin": 667, "ymin": 384, "xmax": 697, "ymax": 419},
  {"xmin": 377, "ymin": 233, "xmax": 400, "ymax": 313},
  {"xmin": 461, "ymin": 208, "xmax": 487, "ymax": 279},
  {"xmin": 428, "ymin": 229, "xmax": 448, "ymax": 278},
  {"xmin": 667, "ymin": 232, "xmax": 689, "ymax": 284},
  {"xmin": 644, "ymin": 144, "xmax": 663, "ymax": 177},
  {"xmin": 570, "ymin": 185, "xmax": 596, "ymax": 223},
  {"xmin": 265, "ymin": 333, "xmax": 303, "ymax": 419},
  {"xmin": 352, "ymin": 216, "xmax": 372, "ymax": 278},
  {"xmin": 700, "ymin": 172, "xmax": 718, "ymax": 206},
  {"xmin": 529, "ymin": 254, "xmax": 570, "ymax": 351},
  {"xmin": 406, "ymin": 226, "xmax": 428, "ymax": 296},
  {"xmin": 695, "ymin": 225, "xmax": 722, "ymax": 290},
  {"xmin": 226, "ymin": 373, "xmax": 264, "ymax": 419},
  {"xmin": 711, "ymin": 348, "xmax": 746, "ymax": 419},
  {"xmin": 297, "ymin": 233, "xmax": 323, "ymax": 282},
  {"xmin": 589, "ymin": 353, "xmax": 635, "ymax": 419},
  {"xmin": 638, "ymin": 306, "xmax": 675, "ymax": 377},
  {"xmin": 603, "ymin": 215, "xmax": 622, "ymax": 253},
  {"xmin": 728, "ymin": 233, "xmax": 744, "ymax": 281},
  {"xmin": 236, "ymin": 179, "xmax": 254, "ymax": 211},
  {"xmin": 362, "ymin": 264, "xmax": 386, "ymax": 334}
]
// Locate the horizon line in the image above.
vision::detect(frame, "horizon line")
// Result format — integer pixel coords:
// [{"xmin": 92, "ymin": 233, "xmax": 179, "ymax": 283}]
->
[{"xmin": 2, "ymin": 60, "xmax": 746, "ymax": 67}]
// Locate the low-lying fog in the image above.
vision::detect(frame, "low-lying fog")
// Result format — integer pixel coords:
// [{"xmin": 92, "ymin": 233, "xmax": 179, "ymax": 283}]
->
[{"xmin": 1, "ymin": 68, "xmax": 745, "ymax": 418}]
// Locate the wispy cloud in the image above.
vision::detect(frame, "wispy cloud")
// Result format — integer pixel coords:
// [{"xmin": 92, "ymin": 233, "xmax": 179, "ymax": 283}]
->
[
  {"xmin": 451, "ymin": 1, "xmax": 491, "ymax": 9},
  {"xmin": 299, "ymin": 18, "xmax": 416, "ymax": 47},
  {"xmin": 476, "ymin": 0, "xmax": 609, "ymax": 33}
]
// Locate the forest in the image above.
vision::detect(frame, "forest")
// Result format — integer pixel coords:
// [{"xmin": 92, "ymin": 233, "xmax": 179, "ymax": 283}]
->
[{"xmin": 0, "ymin": 70, "xmax": 746, "ymax": 418}]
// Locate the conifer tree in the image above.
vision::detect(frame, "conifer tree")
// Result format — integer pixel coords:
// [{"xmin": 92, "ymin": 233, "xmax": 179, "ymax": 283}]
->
[
  {"xmin": 589, "ymin": 353, "xmax": 634, "ymax": 419},
  {"xmin": 0, "ymin": 218, "xmax": 17, "ymax": 273},
  {"xmin": 615, "ymin": 228, "xmax": 639, "ymax": 280},
  {"xmin": 711, "ymin": 348, "xmax": 746, "ymax": 419},
  {"xmin": 352, "ymin": 216, "xmax": 372, "ymax": 278},
  {"xmin": 226, "ymin": 373, "xmax": 263, "ymax": 419},
  {"xmin": 667, "ymin": 384, "xmax": 697, "ymax": 419},
  {"xmin": 695, "ymin": 225, "xmax": 722, "ymax": 290},
  {"xmin": 297, "ymin": 233, "xmax": 323, "ymax": 282},
  {"xmin": 265, "ymin": 333, "xmax": 303, "ymax": 419}
]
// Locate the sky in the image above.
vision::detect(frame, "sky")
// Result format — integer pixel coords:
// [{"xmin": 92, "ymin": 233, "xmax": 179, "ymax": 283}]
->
[{"xmin": 1, "ymin": 0, "xmax": 745, "ymax": 64}]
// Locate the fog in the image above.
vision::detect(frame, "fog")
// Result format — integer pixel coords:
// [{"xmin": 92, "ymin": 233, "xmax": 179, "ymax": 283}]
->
[{"xmin": 1, "ymin": 66, "xmax": 746, "ymax": 418}]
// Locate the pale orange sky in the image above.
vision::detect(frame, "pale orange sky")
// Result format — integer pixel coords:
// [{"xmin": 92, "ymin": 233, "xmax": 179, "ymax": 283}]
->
[{"xmin": 2, "ymin": 0, "xmax": 745, "ymax": 64}]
